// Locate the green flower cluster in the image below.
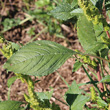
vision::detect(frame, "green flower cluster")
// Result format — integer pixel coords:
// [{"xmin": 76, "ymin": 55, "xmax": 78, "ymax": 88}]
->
[
  {"xmin": 0, "ymin": 44, "xmax": 13, "ymax": 59},
  {"xmin": 0, "ymin": 36, "xmax": 4, "ymax": 43},
  {"xmin": 90, "ymin": 87, "xmax": 96, "ymax": 102},
  {"xmin": 81, "ymin": 55, "xmax": 97, "ymax": 67},
  {"xmin": 23, "ymin": 76, "xmax": 52, "ymax": 110},
  {"xmin": 0, "ymin": 36, "xmax": 14, "ymax": 59},
  {"xmin": 76, "ymin": 50, "xmax": 97, "ymax": 67},
  {"xmin": 78, "ymin": 0, "xmax": 109, "ymax": 31}
]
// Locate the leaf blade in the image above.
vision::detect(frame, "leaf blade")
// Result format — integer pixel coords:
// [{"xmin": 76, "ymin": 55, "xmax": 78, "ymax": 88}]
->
[
  {"xmin": 4, "ymin": 40, "xmax": 75, "ymax": 76},
  {"xmin": 49, "ymin": 3, "xmax": 74, "ymax": 20},
  {"xmin": 0, "ymin": 100, "xmax": 22, "ymax": 110},
  {"xmin": 77, "ymin": 15, "xmax": 97, "ymax": 52}
]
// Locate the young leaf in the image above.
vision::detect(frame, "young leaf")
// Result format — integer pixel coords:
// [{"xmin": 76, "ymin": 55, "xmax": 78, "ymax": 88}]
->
[
  {"xmin": 35, "ymin": 0, "xmax": 50, "ymax": 8},
  {"xmin": 4, "ymin": 40, "xmax": 76, "ymax": 76},
  {"xmin": 11, "ymin": 43, "xmax": 20, "ymax": 51},
  {"xmin": 49, "ymin": 3, "xmax": 74, "ymax": 20},
  {"xmin": 66, "ymin": 81, "xmax": 82, "ymax": 94},
  {"xmin": 7, "ymin": 76, "xmax": 17, "ymax": 88},
  {"xmin": 97, "ymin": 97, "xmax": 108, "ymax": 108},
  {"xmin": 100, "ymin": 75, "xmax": 110, "ymax": 83},
  {"xmin": 0, "ymin": 100, "xmax": 23, "ymax": 110},
  {"xmin": 72, "ymin": 61, "xmax": 82, "ymax": 72},
  {"xmin": 37, "ymin": 89, "xmax": 53, "ymax": 101}
]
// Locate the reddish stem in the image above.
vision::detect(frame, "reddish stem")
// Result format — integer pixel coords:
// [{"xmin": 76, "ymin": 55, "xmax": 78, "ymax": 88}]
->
[
  {"xmin": 97, "ymin": 64, "xmax": 104, "ymax": 92},
  {"xmin": 106, "ymin": 31, "xmax": 110, "ymax": 38},
  {"xmin": 102, "ymin": 0, "xmax": 110, "ymax": 38}
]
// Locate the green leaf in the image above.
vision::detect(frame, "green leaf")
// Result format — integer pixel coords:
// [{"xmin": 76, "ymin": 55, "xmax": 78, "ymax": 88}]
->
[
  {"xmin": 93, "ymin": 23, "xmax": 103, "ymax": 38},
  {"xmin": 66, "ymin": 81, "xmax": 82, "ymax": 94},
  {"xmin": 27, "ymin": 27, "xmax": 35, "ymax": 36},
  {"xmin": 37, "ymin": 89, "xmax": 53, "ymax": 101},
  {"xmin": 7, "ymin": 76, "xmax": 17, "ymax": 88},
  {"xmin": 77, "ymin": 15, "xmax": 100, "ymax": 53},
  {"xmin": 35, "ymin": 0, "xmax": 50, "ymax": 7},
  {"xmin": 71, "ymin": 0, "xmax": 78, "ymax": 8},
  {"xmin": 99, "ymin": 48, "xmax": 109, "ymax": 58},
  {"xmin": 85, "ymin": 42, "xmax": 105, "ymax": 54},
  {"xmin": 65, "ymin": 81, "xmax": 84, "ymax": 107},
  {"xmin": 0, "ymin": 100, "xmax": 23, "ymax": 110},
  {"xmin": 90, "ymin": 0, "xmax": 98, "ymax": 5},
  {"xmin": 4, "ymin": 40, "xmax": 75, "ymax": 76},
  {"xmin": 97, "ymin": 97, "xmax": 108, "ymax": 108},
  {"xmin": 49, "ymin": 3, "xmax": 74, "ymax": 20},
  {"xmin": 72, "ymin": 61, "xmax": 82, "ymax": 72},
  {"xmin": 65, "ymin": 93, "xmax": 89, "ymax": 110},
  {"xmin": 100, "ymin": 75, "xmax": 110, "ymax": 83},
  {"xmin": 2, "ymin": 18, "xmax": 21, "ymax": 32},
  {"xmin": 11, "ymin": 43, "xmax": 20, "ymax": 51},
  {"xmin": 71, "ymin": 95, "xmax": 89, "ymax": 110},
  {"xmin": 70, "ymin": 8, "xmax": 83, "ymax": 15}
]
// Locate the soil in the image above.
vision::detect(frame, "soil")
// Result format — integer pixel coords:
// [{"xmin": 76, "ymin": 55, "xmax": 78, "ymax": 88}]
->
[{"xmin": 0, "ymin": 0, "xmax": 98, "ymax": 110}]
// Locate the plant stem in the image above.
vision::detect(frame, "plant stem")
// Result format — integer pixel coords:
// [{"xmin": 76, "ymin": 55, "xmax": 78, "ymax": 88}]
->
[
  {"xmin": 27, "ymin": 27, "xmax": 48, "ymax": 43},
  {"xmin": 56, "ymin": 71, "xmax": 69, "ymax": 87},
  {"xmin": 96, "ymin": 63, "xmax": 104, "ymax": 92},
  {"xmin": 82, "ymin": 65, "xmax": 101, "ymax": 96},
  {"xmin": 81, "ymin": 53, "xmax": 110, "ymax": 63},
  {"xmin": 84, "ymin": 64, "xmax": 98, "ymax": 80},
  {"xmin": 7, "ymin": 88, "xmax": 11, "ymax": 100}
]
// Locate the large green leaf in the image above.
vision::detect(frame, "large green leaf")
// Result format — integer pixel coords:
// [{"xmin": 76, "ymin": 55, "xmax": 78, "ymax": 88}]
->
[
  {"xmin": 49, "ymin": 3, "xmax": 74, "ymax": 20},
  {"xmin": 4, "ymin": 40, "xmax": 75, "ymax": 76},
  {"xmin": 77, "ymin": 15, "xmax": 98, "ymax": 53},
  {"xmin": 0, "ymin": 100, "xmax": 23, "ymax": 110}
]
